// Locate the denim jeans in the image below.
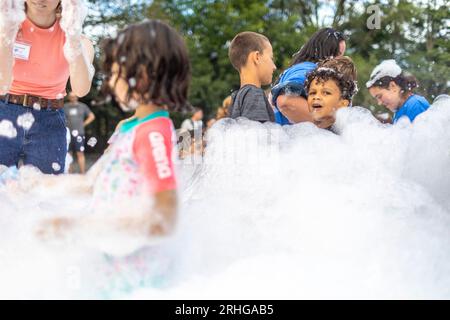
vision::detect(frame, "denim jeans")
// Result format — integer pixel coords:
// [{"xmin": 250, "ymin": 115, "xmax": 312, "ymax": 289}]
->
[{"xmin": 0, "ymin": 100, "xmax": 67, "ymax": 174}]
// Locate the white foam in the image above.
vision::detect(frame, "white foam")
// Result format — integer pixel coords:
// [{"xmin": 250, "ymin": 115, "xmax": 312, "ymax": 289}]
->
[
  {"xmin": 0, "ymin": 98, "xmax": 449, "ymax": 299},
  {"xmin": 0, "ymin": 120, "xmax": 17, "ymax": 138},
  {"xmin": 16, "ymin": 112, "xmax": 35, "ymax": 131},
  {"xmin": 87, "ymin": 137, "xmax": 97, "ymax": 147},
  {"xmin": 0, "ymin": 0, "xmax": 26, "ymax": 46}
]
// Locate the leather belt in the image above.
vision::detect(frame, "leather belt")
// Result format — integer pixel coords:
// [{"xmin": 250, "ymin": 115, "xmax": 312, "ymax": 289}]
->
[{"xmin": 0, "ymin": 93, "xmax": 64, "ymax": 110}]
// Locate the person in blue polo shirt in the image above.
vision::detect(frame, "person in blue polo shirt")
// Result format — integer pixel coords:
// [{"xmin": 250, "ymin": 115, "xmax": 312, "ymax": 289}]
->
[{"xmin": 367, "ymin": 60, "xmax": 430, "ymax": 123}]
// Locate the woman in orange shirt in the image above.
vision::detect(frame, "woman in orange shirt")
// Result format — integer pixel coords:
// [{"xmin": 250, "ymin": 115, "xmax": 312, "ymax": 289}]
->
[{"xmin": 0, "ymin": 0, "xmax": 94, "ymax": 174}]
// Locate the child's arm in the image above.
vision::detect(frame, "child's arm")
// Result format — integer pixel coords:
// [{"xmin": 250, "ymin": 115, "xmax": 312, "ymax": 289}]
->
[
  {"xmin": 103, "ymin": 115, "xmax": 137, "ymax": 154},
  {"xmin": 276, "ymin": 95, "xmax": 310, "ymax": 123},
  {"xmin": 104, "ymin": 190, "xmax": 177, "ymax": 237},
  {"xmin": 148, "ymin": 189, "xmax": 177, "ymax": 235},
  {"xmin": 131, "ymin": 117, "xmax": 178, "ymax": 236},
  {"xmin": 7, "ymin": 170, "xmax": 92, "ymax": 196},
  {"xmin": 37, "ymin": 190, "xmax": 176, "ymax": 238},
  {"xmin": 36, "ymin": 117, "xmax": 178, "ymax": 246},
  {"xmin": 107, "ymin": 117, "xmax": 178, "ymax": 238}
]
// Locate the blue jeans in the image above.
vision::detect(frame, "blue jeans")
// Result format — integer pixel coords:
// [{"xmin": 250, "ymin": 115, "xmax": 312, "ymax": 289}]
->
[{"xmin": 0, "ymin": 100, "xmax": 67, "ymax": 174}]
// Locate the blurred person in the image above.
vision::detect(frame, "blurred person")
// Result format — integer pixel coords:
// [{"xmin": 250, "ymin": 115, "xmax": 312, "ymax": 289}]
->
[
  {"xmin": 216, "ymin": 95, "xmax": 232, "ymax": 120},
  {"xmin": 33, "ymin": 20, "xmax": 191, "ymax": 297},
  {"xmin": 206, "ymin": 117, "xmax": 216, "ymax": 129},
  {"xmin": 63, "ymin": 91, "xmax": 95, "ymax": 173},
  {"xmin": 0, "ymin": 0, "xmax": 95, "ymax": 174},
  {"xmin": 180, "ymin": 107, "xmax": 203, "ymax": 133}
]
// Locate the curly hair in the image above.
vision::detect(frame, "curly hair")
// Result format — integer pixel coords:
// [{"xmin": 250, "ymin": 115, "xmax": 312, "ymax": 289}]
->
[
  {"xmin": 305, "ymin": 67, "xmax": 357, "ymax": 101},
  {"xmin": 101, "ymin": 20, "xmax": 191, "ymax": 112},
  {"xmin": 318, "ymin": 56, "xmax": 357, "ymax": 81}
]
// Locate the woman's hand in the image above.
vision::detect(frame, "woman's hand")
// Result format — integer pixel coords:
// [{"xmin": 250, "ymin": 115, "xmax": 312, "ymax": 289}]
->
[
  {"xmin": 60, "ymin": 0, "xmax": 88, "ymax": 63},
  {"xmin": 0, "ymin": 0, "xmax": 26, "ymax": 46}
]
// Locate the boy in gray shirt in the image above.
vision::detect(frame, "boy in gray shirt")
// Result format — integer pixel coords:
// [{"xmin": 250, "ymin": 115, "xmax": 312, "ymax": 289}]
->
[{"xmin": 228, "ymin": 31, "xmax": 276, "ymax": 122}]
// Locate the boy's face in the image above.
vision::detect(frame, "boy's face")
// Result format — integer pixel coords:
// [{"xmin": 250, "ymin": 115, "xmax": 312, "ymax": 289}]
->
[
  {"xmin": 258, "ymin": 41, "xmax": 276, "ymax": 85},
  {"xmin": 307, "ymin": 79, "xmax": 349, "ymax": 128}
]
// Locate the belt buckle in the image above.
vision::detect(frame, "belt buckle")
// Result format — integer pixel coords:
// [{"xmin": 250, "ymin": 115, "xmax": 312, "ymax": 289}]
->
[{"xmin": 22, "ymin": 94, "xmax": 28, "ymax": 107}]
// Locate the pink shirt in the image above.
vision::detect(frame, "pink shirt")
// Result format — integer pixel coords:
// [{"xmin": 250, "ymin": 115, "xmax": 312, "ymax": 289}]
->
[
  {"xmin": 132, "ymin": 117, "xmax": 177, "ymax": 194},
  {"xmin": 9, "ymin": 18, "xmax": 70, "ymax": 99},
  {"xmin": 91, "ymin": 112, "xmax": 177, "ymax": 213}
]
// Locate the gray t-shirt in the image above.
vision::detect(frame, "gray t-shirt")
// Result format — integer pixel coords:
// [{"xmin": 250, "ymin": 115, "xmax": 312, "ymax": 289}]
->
[
  {"xmin": 229, "ymin": 85, "xmax": 275, "ymax": 122},
  {"xmin": 63, "ymin": 102, "xmax": 92, "ymax": 135}
]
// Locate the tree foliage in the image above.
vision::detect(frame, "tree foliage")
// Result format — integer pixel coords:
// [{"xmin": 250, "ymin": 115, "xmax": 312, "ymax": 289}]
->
[{"xmin": 81, "ymin": 0, "xmax": 449, "ymax": 149}]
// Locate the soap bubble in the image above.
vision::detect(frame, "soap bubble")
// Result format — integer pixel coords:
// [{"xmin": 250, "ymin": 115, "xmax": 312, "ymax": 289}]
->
[
  {"xmin": 17, "ymin": 113, "xmax": 35, "ymax": 130},
  {"xmin": 87, "ymin": 137, "xmax": 97, "ymax": 147},
  {"xmin": 52, "ymin": 163, "xmax": 61, "ymax": 172},
  {"xmin": 0, "ymin": 120, "xmax": 17, "ymax": 138}
]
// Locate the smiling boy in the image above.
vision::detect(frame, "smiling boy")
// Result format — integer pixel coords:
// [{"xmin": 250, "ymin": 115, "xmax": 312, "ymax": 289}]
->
[{"xmin": 305, "ymin": 57, "xmax": 357, "ymax": 129}]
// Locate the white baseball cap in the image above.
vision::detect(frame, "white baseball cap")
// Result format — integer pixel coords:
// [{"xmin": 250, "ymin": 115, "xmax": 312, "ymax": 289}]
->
[{"xmin": 366, "ymin": 59, "xmax": 402, "ymax": 88}]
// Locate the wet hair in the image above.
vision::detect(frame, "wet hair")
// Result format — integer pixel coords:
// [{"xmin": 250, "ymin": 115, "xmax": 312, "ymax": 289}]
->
[
  {"xmin": 101, "ymin": 20, "xmax": 191, "ymax": 112},
  {"xmin": 305, "ymin": 67, "xmax": 357, "ymax": 101},
  {"xmin": 369, "ymin": 72, "xmax": 418, "ymax": 97},
  {"xmin": 318, "ymin": 56, "xmax": 357, "ymax": 81},
  {"xmin": 290, "ymin": 28, "xmax": 346, "ymax": 66},
  {"xmin": 229, "ymin": 32, "xmax": 270, "ymax": 71}
]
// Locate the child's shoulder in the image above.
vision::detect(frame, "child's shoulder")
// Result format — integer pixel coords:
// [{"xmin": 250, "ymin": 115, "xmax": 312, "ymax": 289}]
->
[
  {"xmin": 238, "ymin": 84, "xmax": 265, "ymax": 99},
  {"xmin": 234, "ymin": 84, "xmax": 262, "ymax": 96},
  {"xmin": 405, "ymin": 94, "xmax": 430, "ymax": 110},
  {"xmin": 132, "ymin": 116, "xmax": 175, "ymax": 154},
  {"xmin": 231, "ymin": 85, "xmax": 264, "ymax": 108},
  {"xmin": 134, "ymin": 116, "xmax": 174, "ymax": 139},
  {"xmin": 236, "ymin": 85, "xmax": 268, "ymax": 108},
  {"xmin": 280, "ymin": 61, "xmax": 317, "ymax": 82}
]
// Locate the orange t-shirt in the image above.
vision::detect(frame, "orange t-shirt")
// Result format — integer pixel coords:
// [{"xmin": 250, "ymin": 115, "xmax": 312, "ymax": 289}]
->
[{"xmin": 9, "ymin": 18, "xmax": 70, "ymax": 100}]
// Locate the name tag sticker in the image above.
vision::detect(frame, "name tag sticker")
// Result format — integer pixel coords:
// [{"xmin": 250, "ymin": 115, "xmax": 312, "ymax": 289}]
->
[{"xmin": 13, "ymin": 42, "xmax": 31, "ymax": 60}]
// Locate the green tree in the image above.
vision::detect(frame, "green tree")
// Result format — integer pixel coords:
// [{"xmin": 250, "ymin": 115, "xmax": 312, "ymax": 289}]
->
[{"xmin": 81, "ymin": 0, "xmax": 449, "ymax": 149}]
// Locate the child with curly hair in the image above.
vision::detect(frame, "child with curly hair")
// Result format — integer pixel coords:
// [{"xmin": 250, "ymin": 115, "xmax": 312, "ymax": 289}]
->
[{"xmin": 305, "ymin": 56, "xmax": 357, "ymax": 129}]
